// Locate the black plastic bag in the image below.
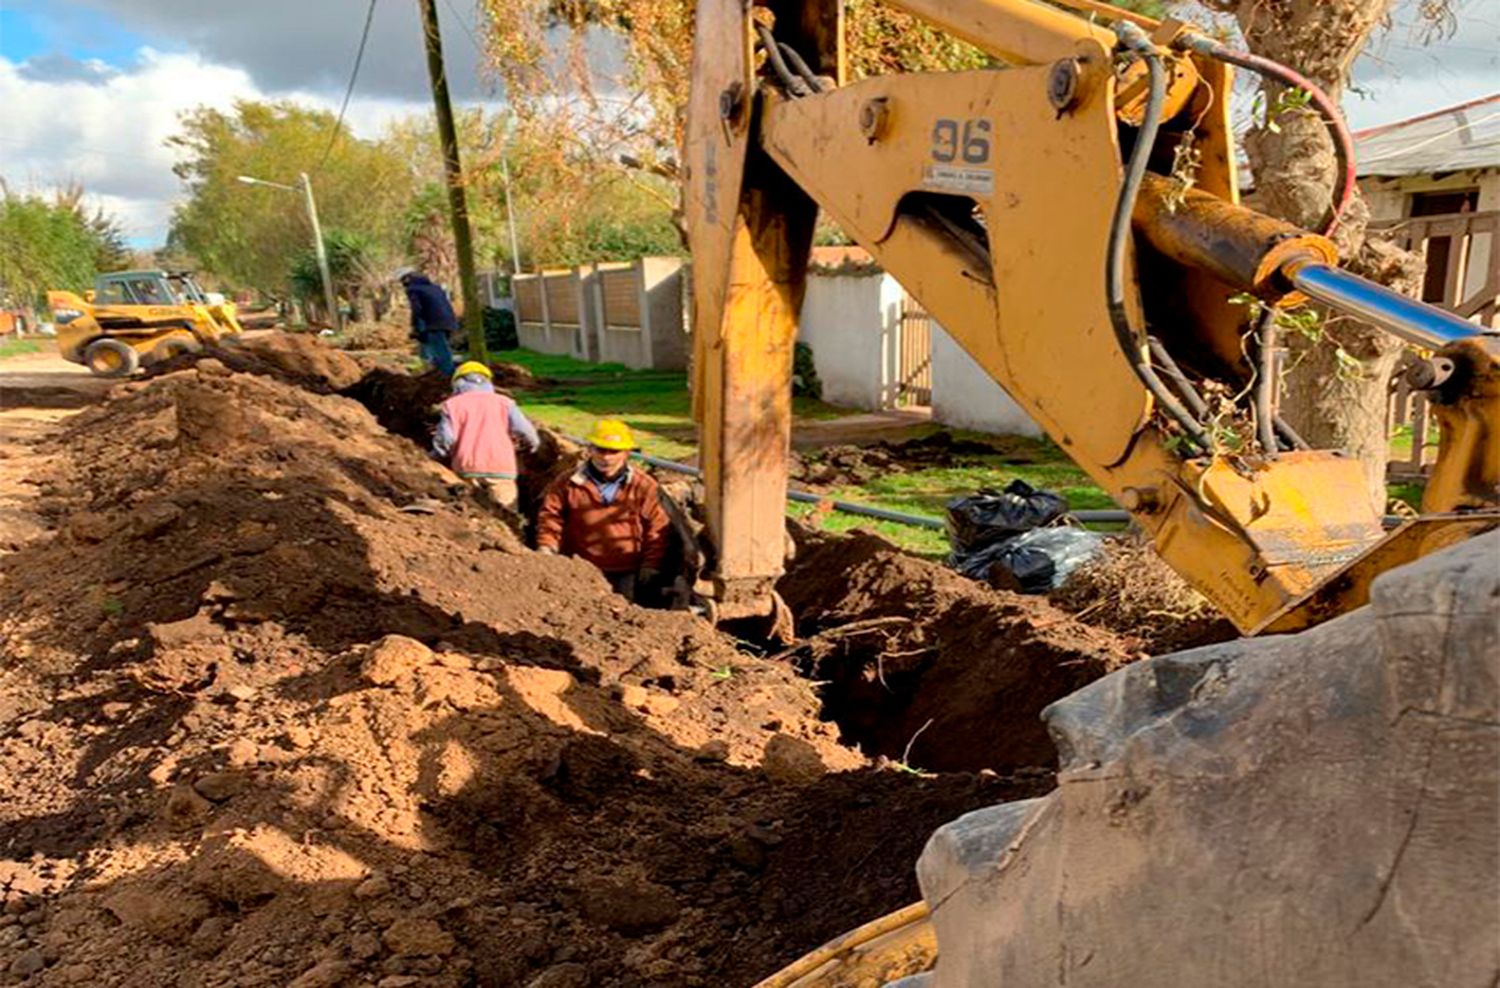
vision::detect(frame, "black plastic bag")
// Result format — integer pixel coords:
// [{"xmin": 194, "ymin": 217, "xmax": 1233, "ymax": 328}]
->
[
  {"xmin": 984, "ymin": 527, "xmax": 1104, "ymax": 593},
  {"xmin": 945, "ymin": 480, "xmax": 1068, "ymax": 554}
]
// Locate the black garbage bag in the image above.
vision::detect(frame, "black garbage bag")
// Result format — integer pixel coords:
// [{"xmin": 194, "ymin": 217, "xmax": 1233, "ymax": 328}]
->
[
  {"xmin": 984, "ymin": 527, "xmax": 1105, "ymax": 593},
  {"xmin": 946, "ymin": 481, "xmax": 1103, "ymax": 593},
  {"xmin": 945, "ymin": 480, "xmax": 1068, "ymax": 554}
]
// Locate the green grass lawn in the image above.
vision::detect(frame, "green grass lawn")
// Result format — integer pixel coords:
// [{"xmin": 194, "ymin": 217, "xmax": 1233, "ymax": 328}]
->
[
  {"xmin": 503, "ymin": 348, "xmax": 1433, "ymax": 555},
  {"xmin": 503, "ymin": 348, "xmax": 847, "ymax": 461},
  {"xmin": 788, "ymin": 438, "xmax": 1114, "ymax": 556},
  {"xmin": 0, "ymin": 338, "xmax": 44, "ymax": 360}
]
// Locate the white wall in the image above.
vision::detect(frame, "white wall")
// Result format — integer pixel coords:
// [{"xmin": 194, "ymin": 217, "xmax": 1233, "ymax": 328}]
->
[
  {"xmin": 797, "ymin": 272, "xmax": 898, "ymax": 410},
  {"xmin": 641, "ymin": 257, "xmax": 689, "ymax": 371},
  {"xmin": 930, "ymin": 325, "xmax": 1042, "ymax": 436}
]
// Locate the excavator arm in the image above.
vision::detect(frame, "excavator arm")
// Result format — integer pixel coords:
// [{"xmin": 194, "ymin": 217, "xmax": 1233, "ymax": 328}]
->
[{"xmin": 686, "ymin": 0, "xmax": 1500, "ymax": 636}]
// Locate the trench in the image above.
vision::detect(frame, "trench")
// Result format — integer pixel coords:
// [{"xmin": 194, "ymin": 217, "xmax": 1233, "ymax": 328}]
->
[{"xmin": 337, "ymin": 365, "xmax": 1156, "ymax": 774}]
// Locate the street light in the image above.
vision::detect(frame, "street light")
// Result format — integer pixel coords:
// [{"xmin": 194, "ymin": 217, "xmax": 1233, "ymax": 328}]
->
[{"xmin": 237, "ymin": 172, "xmax": 341, "ymax": 333}]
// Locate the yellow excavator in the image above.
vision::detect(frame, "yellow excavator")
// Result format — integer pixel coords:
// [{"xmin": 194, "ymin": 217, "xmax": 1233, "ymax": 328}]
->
[
  {"xmin": 49, "ymin": 270, "xmax": 242, "ymax": 377},
  {"xmin": 682, "ymin": 1, "xmax": 1498, "ymax": 982},
  {"xmin": 684, "ymin": 0, "xmax": 1498, "ymax": 641}
]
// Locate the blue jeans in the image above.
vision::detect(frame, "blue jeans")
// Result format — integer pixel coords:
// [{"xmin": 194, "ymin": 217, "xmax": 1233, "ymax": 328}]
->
[{"xmin": 419, "ymin": 331, "xmax": 456, "ymax": 377}]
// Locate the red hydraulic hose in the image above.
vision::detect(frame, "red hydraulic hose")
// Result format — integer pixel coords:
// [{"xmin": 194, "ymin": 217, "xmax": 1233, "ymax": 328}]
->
[{"xmin": 1179, "ymin": 37, "xmax": 1358, "ymax": 238}]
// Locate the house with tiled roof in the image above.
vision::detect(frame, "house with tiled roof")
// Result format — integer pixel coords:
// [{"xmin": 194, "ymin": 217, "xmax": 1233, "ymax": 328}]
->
[{"xmin": 1356, "ymin": 94, "xmax": 1500, "ymax": 324}]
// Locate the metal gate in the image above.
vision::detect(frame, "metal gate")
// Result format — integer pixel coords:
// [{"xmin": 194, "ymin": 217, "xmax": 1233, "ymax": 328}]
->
[{"xmin": 897, "ymin": 294, "xmax": 933, "ymax": 406}]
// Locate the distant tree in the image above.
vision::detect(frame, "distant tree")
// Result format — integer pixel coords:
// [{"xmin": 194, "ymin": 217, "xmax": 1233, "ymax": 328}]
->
[
  {"xmin": 167, "ymin": 100, "xmax": 414, "ymax": 296},
  {"xmin": 289, "ymin": 229, "xmax": 383, "ymax": 324},
  {"xmin": 1199, "ymin": 0, "xmax": 1455, "ymax": 504},
  {"xmin": 0, "ymin": 183, "xmax": 118, "ymax": 311},
  {"xmin": 53, "ymin": 183, "xmax": 131, "ymax": 273}
]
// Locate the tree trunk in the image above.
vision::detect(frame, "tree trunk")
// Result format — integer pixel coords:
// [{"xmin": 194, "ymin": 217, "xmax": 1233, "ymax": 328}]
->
[{"xmin": 1210, "ymin": 0, "xmax": 1422, "ymax": 508}]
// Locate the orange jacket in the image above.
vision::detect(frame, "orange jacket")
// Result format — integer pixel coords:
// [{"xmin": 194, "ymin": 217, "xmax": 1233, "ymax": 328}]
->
[{"xmin": 536, "ymin": 466, "xmax": 671, "ymax": 574}]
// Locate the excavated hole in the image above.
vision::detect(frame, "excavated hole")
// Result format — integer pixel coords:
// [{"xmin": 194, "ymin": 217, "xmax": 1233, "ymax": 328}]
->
[
  {"xmin": 776, "ymin": 527, "xmax": 1146, "ymax": 773},
  {"xmin": 338, "ymin": 365, "xmax": 1213, "ymax": 774}
]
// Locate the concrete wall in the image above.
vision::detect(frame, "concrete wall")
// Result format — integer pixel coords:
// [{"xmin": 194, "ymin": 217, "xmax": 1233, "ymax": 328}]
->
[
  {"xmin": 797, "ymin": 271, "xmax": 900, "ymax": 410},
  {"xmin": 641, "ymin": 257, "xmax": 688, "ymax": 371},
  {"xmin": 517, "ymin": 323, "xmax": 575, "ymax": 356},
  {"xmin": 515, "ymin": 259, "xmax": 686, "ymax": 370},
  {"xmin": 930, "ymin": 325, "xmax": 1042, "ymax": 436}
]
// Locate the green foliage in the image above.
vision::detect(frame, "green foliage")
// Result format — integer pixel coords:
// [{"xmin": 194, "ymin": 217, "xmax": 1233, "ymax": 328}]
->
[
  {"xmin": 0, "ymin": 186, "xmax": 118, "ymax": 309},
  {"xmin": 1250, "ymin": 86, "xmax": 1314, "ymax": 134},
  {"xmin": 288, "ymin": 229, "xmax": 377, "ymax": 301},
  {"xmin": 167, "ymin": 100, "xmax": 413, "ymax": 295},
  {"xmin": 793, "ymin": 342, "xmax": 823, "ymax": 399},
  {"xmin": 484, "ymin": 307, "xmax": 519, "ymax": 351}
]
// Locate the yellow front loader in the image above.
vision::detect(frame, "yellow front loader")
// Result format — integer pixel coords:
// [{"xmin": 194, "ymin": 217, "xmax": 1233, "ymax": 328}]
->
[{"xmin": 49, "ymin": 270, "xmax": 241, "ymax": 377}]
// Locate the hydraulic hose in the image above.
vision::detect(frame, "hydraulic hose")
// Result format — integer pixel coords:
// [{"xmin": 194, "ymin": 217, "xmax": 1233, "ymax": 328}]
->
[
  {"xmin": 1146, "ymin": 336, "xmax": 1210, "ymax": 420},
  {"xmin": 1176, "ymin": 34, "xmax": 1356, "ymax": 237},
  {"xmin": 1108, "ymin": 23, "xmax": 1214, "ymax": 453},
  {"xmin": 755, "ymin": 23, "xmax": 812, "ymax": 98},
  {"xmin": 1254, "ymin": 306, "xmax": 1280, "ymax": 457},
  {"xmin": 777, "ymin": 42, "xmax": 828, "ymax": 94}
]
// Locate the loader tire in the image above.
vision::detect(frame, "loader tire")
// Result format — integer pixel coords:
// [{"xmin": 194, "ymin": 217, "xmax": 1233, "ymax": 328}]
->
[
  {"xmin": 149, "ymin": 335, "xmax": 202, "ymax": 364},
  {"xmin": 83, "ymin": 338, "xmax": 140, "ymax": 378}
]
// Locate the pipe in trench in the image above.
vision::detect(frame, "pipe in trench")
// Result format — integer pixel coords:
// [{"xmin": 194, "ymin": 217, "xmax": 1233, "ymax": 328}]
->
[{"xmin": 567, "ymin": 437, "xmax": 1407, "ymax": 532}]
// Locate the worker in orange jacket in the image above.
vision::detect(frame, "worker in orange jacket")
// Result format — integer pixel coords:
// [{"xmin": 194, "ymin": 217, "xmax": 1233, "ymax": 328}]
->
[{"xmin": 535, "ymin": 419, "xmax": 671, "ymax": 600}]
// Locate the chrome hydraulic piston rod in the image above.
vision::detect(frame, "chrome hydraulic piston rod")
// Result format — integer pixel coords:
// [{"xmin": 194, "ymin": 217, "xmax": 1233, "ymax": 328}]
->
[{"xmin": 1287, "ymin": 262, "xmax": 1485, "ymax": 350}]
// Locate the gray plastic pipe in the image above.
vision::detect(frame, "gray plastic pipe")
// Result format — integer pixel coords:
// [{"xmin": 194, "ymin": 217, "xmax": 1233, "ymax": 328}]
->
[{"xmin": 568, "ymin": 437, "xmax": 1404, "ymax": 532}]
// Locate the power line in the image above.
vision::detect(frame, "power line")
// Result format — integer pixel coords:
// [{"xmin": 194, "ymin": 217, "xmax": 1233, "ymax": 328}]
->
[
  {"xmin": 439, "ymin": 0, "xmax": 485, "ymax": 58},
  {"xmin": 317, "ymin": 0, "xmax": 379, "ymax": 171}
]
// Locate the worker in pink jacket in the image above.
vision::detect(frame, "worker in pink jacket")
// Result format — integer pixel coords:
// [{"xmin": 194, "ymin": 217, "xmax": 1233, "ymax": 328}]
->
[{"xmin": 432, "ymin": 361, "xmax": 540, "ymax": 511}]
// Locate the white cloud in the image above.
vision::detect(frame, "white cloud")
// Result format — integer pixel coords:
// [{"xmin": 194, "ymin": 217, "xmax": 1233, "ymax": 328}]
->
[
  {"xmin": 0, "ymin": 49, "xmax": 255, "ymax": 243},
  {"xmin": 0, "ymin": 48, "xmax": 432, "ymax": 246}
]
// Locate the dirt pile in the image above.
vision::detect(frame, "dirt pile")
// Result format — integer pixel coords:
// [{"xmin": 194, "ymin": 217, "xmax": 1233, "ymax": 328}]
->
[
  {"xmin": 340, "ymin": 365, "xmax": 544, "ymax": 447},
  {"xmin": 778, "ymin": 527, "xmax": 1142, "ymax": 772},
  {"xmin": 0, "ymin": 366, "xmax": 1050, "ymax": 986},
  {"xmin": 148, "ymin": 331, "xmax": 369, "ymax": 393},
  {"xmin": 791, "ymin": 431, "xmax": 1040, "ymax": 489},
  {"xmin": 1049, "ymin": 537, "xmax": 1237, "ymax": 654},
  {"xmin": 337, "ymin": 322, "xmax": 412, "ymax": 352}
]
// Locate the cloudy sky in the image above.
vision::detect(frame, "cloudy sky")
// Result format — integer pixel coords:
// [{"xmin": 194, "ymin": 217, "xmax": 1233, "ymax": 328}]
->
[{"xmin": 1, "ymin": 0, "xmax": 1496, "ymax": 247}]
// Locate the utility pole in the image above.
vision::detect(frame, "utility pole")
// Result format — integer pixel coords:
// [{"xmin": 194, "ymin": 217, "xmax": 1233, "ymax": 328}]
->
[
  {"xmin": 418, "ymin": 0, "xmax": 487, "ymax": 362},
  {"xmin": 300, "ymin": 172, "xmax": 340, "ymax": 334},
  {"xmin": 237, "ymin": 173, "xmax": 340, "ymax": 334},
  {"xmin": 499, "ymin": 150, "xmax": 523, "ymax": 278}
]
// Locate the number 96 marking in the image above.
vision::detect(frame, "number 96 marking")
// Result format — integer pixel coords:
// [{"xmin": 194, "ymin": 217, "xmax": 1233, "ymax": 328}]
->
[{"xmin": 931, "ymin": 118, "xmax": 992, "ymax": 164}]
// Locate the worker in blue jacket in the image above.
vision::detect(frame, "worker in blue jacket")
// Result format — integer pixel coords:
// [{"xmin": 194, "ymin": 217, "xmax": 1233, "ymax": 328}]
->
[{"xmin": 395, "ymin": 266, "xmax": 457, "ymax": 377}]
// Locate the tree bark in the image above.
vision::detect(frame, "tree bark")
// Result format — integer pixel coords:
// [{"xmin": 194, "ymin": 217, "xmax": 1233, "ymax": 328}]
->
[{"xmin": 1208, "ymin": 0, "xmax": 1421, "ymax": 508}]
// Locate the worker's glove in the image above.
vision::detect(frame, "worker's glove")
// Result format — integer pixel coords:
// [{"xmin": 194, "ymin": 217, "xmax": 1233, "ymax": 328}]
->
[
  {"xmin": 537, "ymin": 546, "xmax": 558, "ymax": 556},
  {"xmin": 638, "ymin": 566, "xmax": 660, "ymax": 585}
]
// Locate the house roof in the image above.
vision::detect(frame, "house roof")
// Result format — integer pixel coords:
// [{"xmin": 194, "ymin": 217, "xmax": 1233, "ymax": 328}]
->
[{"xmin": 1354, "ymin": 93, "xmax": 1500, "ymax": 177}]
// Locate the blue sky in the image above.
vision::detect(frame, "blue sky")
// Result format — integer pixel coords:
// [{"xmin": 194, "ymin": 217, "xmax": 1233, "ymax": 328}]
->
[
  {"xmin": 1, "ymin": 0, "xmax": 1496, "ymax": 247},
  {"xmin": 0, "ymin": 2, "xmax": 151, "ymax": 65}
]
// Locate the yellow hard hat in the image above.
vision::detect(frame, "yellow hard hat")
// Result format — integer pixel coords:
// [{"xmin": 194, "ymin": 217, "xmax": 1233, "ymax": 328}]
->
[
  {"xmin": 586, "ymin": 418, "xmax": 637, "ymax": 451},
  {"xmin": 452, "ymin": 360, "xmax": 492, "ymax": 381}
]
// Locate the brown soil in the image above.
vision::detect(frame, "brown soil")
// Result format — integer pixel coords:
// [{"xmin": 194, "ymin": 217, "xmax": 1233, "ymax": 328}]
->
[
  {"xmin": 1049, "ymin": 537, "xmax": 1238, "ymax": 654},
  {"xmin": 337, "ymin": 322, "xmax": 412, "ymax": 352},
  {"xmin": 146, "ymin": 331, "xmax": 370, "ymax": 393},
  {"xmin": 0, "ymin": 363, "xmax": 1055, "ymax": 987},
  {"xmin": 778, "ymin": 527, "xmax": 1142, "ymax": 772},
  {"xmin": 791, "ymin": 430, "xmax": 1040, "ymax": 489}
]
